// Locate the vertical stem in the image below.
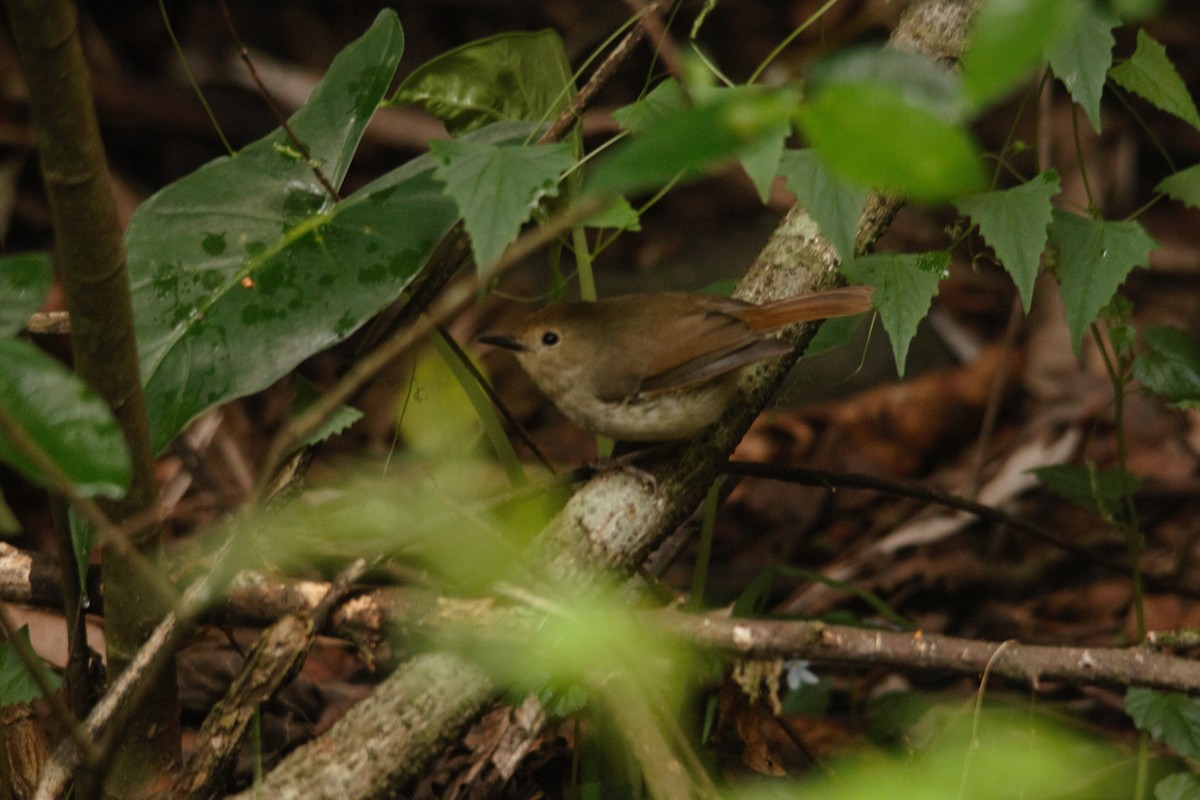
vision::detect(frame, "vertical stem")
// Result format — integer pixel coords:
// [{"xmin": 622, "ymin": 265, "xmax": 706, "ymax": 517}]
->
[
  {"xmin": 1090, "ymin": 324, "xmax": 1145, "ymax": 642},
  {"xmin": 3, "ymin": 0, "xmax": 179, "ymax": 791}
]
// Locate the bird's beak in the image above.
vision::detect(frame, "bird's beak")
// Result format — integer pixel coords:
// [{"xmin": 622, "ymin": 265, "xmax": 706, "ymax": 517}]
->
[{"xmin": 478, "ymin": 333, "xmax": 526, "ymax": 352}]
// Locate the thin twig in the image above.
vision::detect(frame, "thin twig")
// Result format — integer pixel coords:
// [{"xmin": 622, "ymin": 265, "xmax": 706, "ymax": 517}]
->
[
  {"xmin": 216, "ymin": 0, "xmax": 340, "ymax": 201},
  {"xmin": 538, "ymin": 5, "xmax": 655, "ymax": 145}
]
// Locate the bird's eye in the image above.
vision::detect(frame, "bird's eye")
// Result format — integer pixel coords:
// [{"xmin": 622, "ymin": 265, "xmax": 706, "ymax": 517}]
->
[{"xmin": 541, "ymin": 331, "xmax": 561, "ymax": 346}]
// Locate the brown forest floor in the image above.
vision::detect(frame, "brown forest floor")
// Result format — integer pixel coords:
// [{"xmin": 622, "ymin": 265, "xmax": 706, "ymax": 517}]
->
[{"xmin": 3, "ymin": 0, "xmax": 1200, "ymax": 797}]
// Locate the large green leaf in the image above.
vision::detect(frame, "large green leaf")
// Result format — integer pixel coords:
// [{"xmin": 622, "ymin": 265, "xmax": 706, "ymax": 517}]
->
[
  {"xmin": 132, "ymin": 124, "xmax": 536, "ymax": 454},
  {"xmin": 1046, "ymin": 2, "xmax": 1119, "ymax": 133},
  {"xmin": 390, "ymin": 30, "xmax": 573, "ymax": 135},
  {"xmin": 1109, "ymin": 30, "xmax": 1200, "ymax": 132},
  {"xmin": 429, "ymin": 138, "xmax": 574, "ymax": 269},
  {"xmin": 961, "ymin": 0, "xmax": 1079, "ymax": 108},
  {"xmin": 954, "ymin": 171, "xmax": 1060, "ymax": 312},
  {"xmin": 0, "ymin": 339, "xmax": 130, "ymax": 498},
  {"xmin": 840, "ymin": 252, "xmax": 946, "ymax": 376},
  {"xmin": 0, "ymin": 252, "xmax": 53, "ymax": 337},
  {"xmin": 126, "ymin": 11, "xmax": 445, "ymax": 453},
  {"xmin": 1048, "ymin": 210, "xmax": 1156, "ymax": 352}
]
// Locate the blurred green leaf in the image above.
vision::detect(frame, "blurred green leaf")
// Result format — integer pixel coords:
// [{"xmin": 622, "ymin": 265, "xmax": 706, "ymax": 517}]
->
[
  {"xmin": 1046, "ymin": 2, "xmax": 1119, "ymax": 133},
  {"xmin": 961, "ymin": 0, "xmax": 1079, "ymax": 108},
  {"xmin": 840, "ymin": 252, "xmax": 946, "ymax": 376},
  {"xmin": 778, "ymin": 148, "xmax": 870, "ymax": 259},
  {"xmin": 0, "ymin": 339, "xmax": 130, "ymax": 498},
  {"xmin": 1031, "ymin": 463, "xmax": 1140, "ymax": 517},
  {"xmin": 129, "ymin": 10, "xmax": 407, "ymax": 453},
  {"xmin": 1113, "ymin": 0, "xmax": 1166, "ymax": 20},
  {"xmin": 1157, "ymin": 772, "xmax": 1200, "ymax": 800},
  {"xmin": 429, "ymin": 138, "xmax": 574, "ymax": 269},
  {"xmin": 0, "ymin": 252, "xmax": 53, "ymax": 337},
  {"xmin": 1110, "ymin": 30, "xmax": 1200, "ymax": 132},
  {"xmin": 250, "ymin": 463, "xmax": 563, "ymax": 588},
  {"xmin": 796, "ymin": 80, "xmax": 984, "ymax": 202},
  {"xmin": 1156, "ymin": 164, "xmax": 1200, "ymax": 208},
  {"xmin": 588, "ymin": 87, "xmax": 797, "ymax": 195},
  {"xmin": 611, "ymin": 79, "xmax": 689, "ymax": 133},
  {"xmin": 954, "ymin": 171, "xmax": 1059, "ymax": 312},
  {"xmin": 0, "ymin": 626, "xmax": 60, "ymax": 706},
  {"xmin": 390, "ymin": 30, "xmax": 573, "ymax": 135},
  {"xmin": 738, "ymin": 117, "xmax": 790, "ymax": 203},
  {"xmin": 807, "ymin": 47, "xmax": 966, "ymax": 120},
  {"xmin": 1133, "ymin": 325, "xmax": 1200, "ymax": 409},
  {"xmin": 1127, "ymin": 688, "xmax": 1200, "ymax": 761},
  {"xmin": 0, "ymin": 490, "xmax": 18, "ymax": 535},
  {"xmin": 1048, "ymin": 210, "xmax": 1156, "ymax": 353},
  {"xmin": 735, "ymin": 705, "xmax": 1123, "ymax": 800}
]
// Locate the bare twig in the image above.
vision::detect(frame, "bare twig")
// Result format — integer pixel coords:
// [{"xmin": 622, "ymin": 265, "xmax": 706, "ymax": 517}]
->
[
  {"xmin": 539, "ymin": 5, "xmax": 655, "ymax": 145},
  {"xmin": 659, "ymin": 610, "xmax": 1200, "ymax": 694},
  {"xmin": 216, "ymin": 0, "xmax": 341, "ymax": 201}
]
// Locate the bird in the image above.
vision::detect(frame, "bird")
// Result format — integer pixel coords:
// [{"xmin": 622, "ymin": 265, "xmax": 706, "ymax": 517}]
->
[{"xmin": 480, "ymin": 285, "xmax": 874, "ymax": 441}]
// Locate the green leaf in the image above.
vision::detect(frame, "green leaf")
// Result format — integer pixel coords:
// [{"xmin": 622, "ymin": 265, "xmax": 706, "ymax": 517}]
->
[
  {"xmin": 430, "ymin": 138, "xmax": 574, "ymax": 269},
  {"xmin": 1032, "ymin": 463, "xmax": 1140, "ymax": 517},
  {"xmin": 737, "ymin": 117, "xmax": 790, "ymax": 203},
  {"xmin": 954, "ymin": 170, "xmax": 1060, "ymax": 312},
  {"xmin": 127, "ymin": 14, "xmax": 502, "ymax": 454},
  {"xmin": 291, "ymin": 376, "xmax": 363, "ymax": 451},
  {"xmin": 69, "ymin": 508, "xmax": 93, "ymax": 601},
  {"xmin": 777, "ymin": 149, "xmax": 870, "ymax": 260},
  {"xmin": 1114, "ymin": 0, "xmax": 1167, "ymax": 20},
  {"xmin": 1048, "ymin": 210, "xmax": 1156, "ymax": 352},
  {"xmin": 807, "ymin": 47, "xmax": 966, "ymax": 120},
  {"xmin": 0, "ymin": 490, "xmax": 18, "ymax": 535},
  {"xmin": 1157, "ymin": 773, "xmax": 1200, "ymax": 800},
  {"xmin": 962, "ymin": 0, "xmax": 1079, "ymax": 108},
  {"xmin": 1157, "ymin": 164, "xmax": 1200, "ymax": 208},
  {"xmin": 796, "ymin": 69, "xmax": 984, "ymax": 200},
  {"xmin": 801, "ymin": 313, "xmax": 868, "ymax": 360},
  {"xmin": 611, "ymin": 79, "xmax": 689, "ymax": 133},
  {"xmin": 0, "ymin": 339, "xmax": 131, "ymax": 498},
  {"xmin": 0, "ymin": 626, "xmax": 60, "ymax": 706},
  {"xmin": 398, "ymin": 342, "xmax": 485, "ymax": 459},
  {"xmin": 1127, "ymin": 688, "xmax": 1200, "ymax": 761},
  {"xmin": 588, "ymin": 86, "xmax": 797, "ymax": 196},
  {"xmin": 1133, "ymin": 325, "xmax": 1200, "ymax": 409},
  {"xmin": 1109, "ymin": 30, "xmax": 1200, "ymax": 132},
  {"xmin": 0, "ymin": 252, "xmax": 53, "ymax": 337},
  {"xmin": 431, "ymin": 331, "xmax": 524, "ymax": 486},
  {"xmin": 583, "ymin": 196, "xmax": 640, "ymax": 232},
  {"xmin": 390, "ymin": 30, "xmax": 573, "ymax": 135},
  {"xmin": 840, "ymin": 252, "xmax": 946, "ymax": 376},
  {"xmin": 1046, "ymin": 2, "xmax": 1119, "ymax": 134}
]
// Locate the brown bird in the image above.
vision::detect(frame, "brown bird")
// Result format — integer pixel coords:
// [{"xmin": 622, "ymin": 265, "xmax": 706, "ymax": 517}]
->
[{"xmin": 480, "ymin": 285, "xmax": 874, "ymax": 441}]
